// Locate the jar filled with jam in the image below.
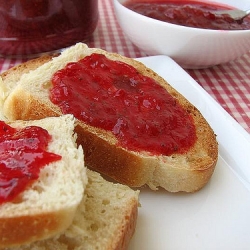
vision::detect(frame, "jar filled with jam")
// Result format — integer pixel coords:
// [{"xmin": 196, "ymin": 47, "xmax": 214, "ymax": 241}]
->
[{"xmin": 0, "ymin": 0, "xmax": 99, "ymax": 57}]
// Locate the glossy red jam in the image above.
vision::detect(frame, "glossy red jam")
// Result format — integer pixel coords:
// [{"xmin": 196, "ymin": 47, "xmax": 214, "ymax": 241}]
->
[
  {"xmin": 50, "ymin": 53, "xmax": 196, "ymax": 156},
  {"xmin": 0, "ymin": 121, "xmax": 61, "ymax": 204},
  {"xmin": 0, "ymin": 0, "xmax": 98, "ymax": 56},
  {"xmin": 124, "ymin": 0, "xmax": 250, "ymax": 30}
]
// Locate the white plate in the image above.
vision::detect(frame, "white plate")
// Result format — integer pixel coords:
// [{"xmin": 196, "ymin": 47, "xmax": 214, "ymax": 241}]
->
[{"xmin": 128, "ymin": 56, "xmax": 250, "ymax": 250}]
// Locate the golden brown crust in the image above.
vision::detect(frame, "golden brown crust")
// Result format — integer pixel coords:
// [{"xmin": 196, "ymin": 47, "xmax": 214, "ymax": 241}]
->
[
  {"xmin": 1, "ymin": 55, "xmax": 55, "ymax": 82},
  {"xmin": 0, "ymin": 209, "xmax": 73, "ymax": 247},
  {"xmin": 1, "ymin": 45, "xmax": 218, "ymax": 192},
  {"xmin": 75, "ymin": 123, "xmax": 156, "ymax": 187}
]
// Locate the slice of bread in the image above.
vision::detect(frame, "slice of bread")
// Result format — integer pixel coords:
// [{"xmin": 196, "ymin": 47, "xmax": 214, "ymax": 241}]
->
[
  {"xmin": 0, "ymin": 115, "xmax": 87, "ymax": 248},
  {"xmin": 0, "ymin": 43, "xmax": 218, "ymax": 192},
  {"xmin": 3, "ymin": 170, "xmax": 140, "ymax": 250}
]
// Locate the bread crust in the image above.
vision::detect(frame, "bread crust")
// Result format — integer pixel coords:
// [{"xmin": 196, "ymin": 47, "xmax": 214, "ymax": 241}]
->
[
  {"xmin": 0, "ymin": 208, "xmax": 74, "ymax": 247},
  {"xmin": 0, "ymin": 55, "xmax": 54, "ymax": 81},
  {"xmin": 1, "ymin": 43, "xmax": 218, "ymax": 192}
]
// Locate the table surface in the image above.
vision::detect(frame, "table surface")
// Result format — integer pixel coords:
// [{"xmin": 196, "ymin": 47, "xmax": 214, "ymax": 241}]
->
[{"xmin": 0, "ymin": 0, "xmax": 249, "ymax": 134}]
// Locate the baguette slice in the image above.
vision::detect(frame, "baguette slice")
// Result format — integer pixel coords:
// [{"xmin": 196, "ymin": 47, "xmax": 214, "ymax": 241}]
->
[
  {"xmin": 0, "ymin": 43, "xmax": 218, "ymax": 192},
  {"xmin": 3, "ymin": 170, "xmax": 139, "ymax": 250},
  {"xmin": 0, "ymin": 115, "xmax": 87, "ymax": 248}
]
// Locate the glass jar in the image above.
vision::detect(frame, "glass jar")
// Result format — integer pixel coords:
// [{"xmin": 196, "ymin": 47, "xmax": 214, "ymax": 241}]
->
[{"xmin": 0, "ymin": 0, "xmax": 99, "ymax": 57}]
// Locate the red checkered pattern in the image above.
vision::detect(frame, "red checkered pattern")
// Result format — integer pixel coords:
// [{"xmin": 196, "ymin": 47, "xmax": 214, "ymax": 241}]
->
[
  {"xmin": 0, "ymin": 0, "xmax": 249, "ymax": 133},
  {"xmin": 187, "ymin": 55, "xmax": 250, "ymax": 133}
]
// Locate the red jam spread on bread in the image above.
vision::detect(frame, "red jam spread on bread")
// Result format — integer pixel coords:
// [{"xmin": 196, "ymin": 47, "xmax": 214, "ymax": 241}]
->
[
  {"xmin": 0, "ymin": 0, "xmax": 98, "ymax": 56},
  {"xmin": 50, "ymin": 53, "xmax": 196, "ymax": 155},
  {"xmin": 0, "ymin": 121, "xmax": 61, "ymax": 204},
  {"xmin": 124, "ymin": 0, "xmax": 250, "ymax": 30}
]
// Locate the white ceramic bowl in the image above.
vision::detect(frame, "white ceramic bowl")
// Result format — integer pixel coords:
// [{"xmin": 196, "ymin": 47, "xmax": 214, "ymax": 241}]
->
[{"xmin": 113, "ymin": 0, "xmax": 250, "ymax": 68}]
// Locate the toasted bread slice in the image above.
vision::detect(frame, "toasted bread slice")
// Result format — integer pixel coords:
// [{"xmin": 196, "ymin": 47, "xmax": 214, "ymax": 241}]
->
[
  {"xmin": 0, "ymin": 115, "xmax": 87, "ymax": 248},
  {"xmin": 3, "ymin": 170, "xmax": 139, "ymax": 250},
  {"xmin": 0, "ymin": 43, "xmax": 218, "ymax": 192}
]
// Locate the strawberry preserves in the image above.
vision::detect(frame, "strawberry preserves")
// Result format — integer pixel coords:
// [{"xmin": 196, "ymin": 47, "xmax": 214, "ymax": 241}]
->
[
  {"xmin": 124, "ymin": 0, "xmax": 250, "ymax": 30},
  {"xmin": 50, "ymin": 54, "xmax": 197, "ymax": 156}
]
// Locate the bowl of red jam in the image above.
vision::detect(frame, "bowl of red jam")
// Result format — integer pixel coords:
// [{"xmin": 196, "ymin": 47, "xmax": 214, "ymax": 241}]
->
[
  {"xmin": 113, "ymin": 0, "xmax": 250, "ymax": 68},
  {"xmin": 0, "ymin": 0, "xmax": 99, "ymax": 57}
]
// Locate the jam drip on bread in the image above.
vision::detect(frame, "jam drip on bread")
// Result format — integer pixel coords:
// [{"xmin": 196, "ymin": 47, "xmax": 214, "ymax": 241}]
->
[{"xmin": 0, "ymin": 121, "xmax": 61, "ymax": 204}]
